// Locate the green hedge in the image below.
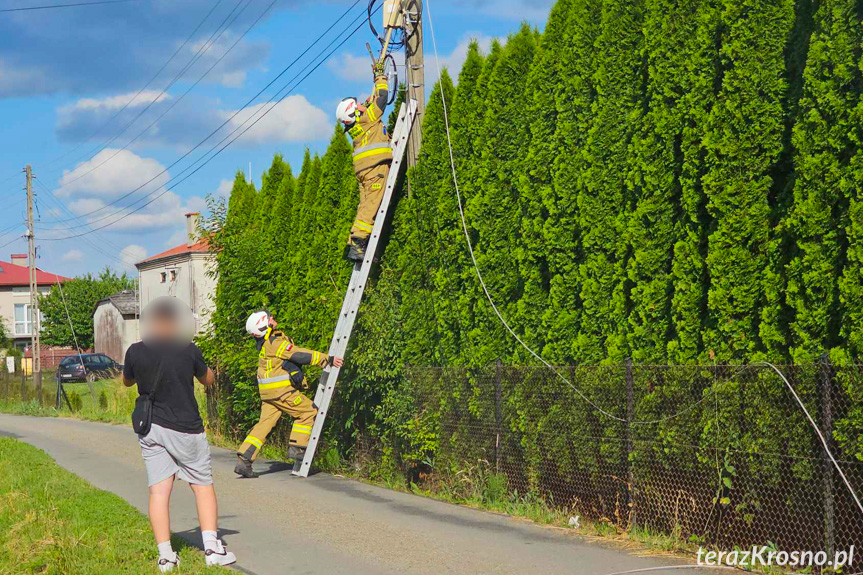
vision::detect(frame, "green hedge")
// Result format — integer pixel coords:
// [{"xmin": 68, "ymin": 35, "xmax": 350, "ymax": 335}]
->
[{"xmin": 199, "ymin": 0, "xmax": 863, "ymax": 546}]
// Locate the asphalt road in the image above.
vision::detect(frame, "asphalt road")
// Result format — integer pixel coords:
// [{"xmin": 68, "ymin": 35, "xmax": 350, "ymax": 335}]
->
[{"xmin": 0, "ymin": 414, "xmax": 699, "ymax": 575}]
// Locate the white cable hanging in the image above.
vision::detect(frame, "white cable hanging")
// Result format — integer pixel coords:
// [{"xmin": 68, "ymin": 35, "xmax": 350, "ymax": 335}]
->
[{"xmin": 424, "ymin": 0, "xmax": 862, "ymax": 517}]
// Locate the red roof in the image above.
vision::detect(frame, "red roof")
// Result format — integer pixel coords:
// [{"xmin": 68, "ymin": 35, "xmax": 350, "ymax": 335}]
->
[
  {"xmin": 137, "ymin": 237, "xmax": 211, "ymax": 266},
  {"xmin": 0, "ymin": 260, "xmax": 70, "ymax": 286}
]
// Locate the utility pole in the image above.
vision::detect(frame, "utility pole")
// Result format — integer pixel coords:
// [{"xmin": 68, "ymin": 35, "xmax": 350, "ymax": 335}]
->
[
  {"xmin": 24, "ymin": 165, "xmax": 42, "ymax": 404},
  {"xmin": 403, "ymin": 0, "xmax": 424, "ymax": 186}
]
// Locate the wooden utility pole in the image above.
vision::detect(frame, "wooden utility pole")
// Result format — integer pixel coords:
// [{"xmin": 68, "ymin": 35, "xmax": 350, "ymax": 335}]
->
[
  {"xmin": 404, "ymin": 0, "xmax": 424, "ymax": 178},
  {"xmin": 24, "ymin": 165, "xmax": 41, "ymax": 403}
]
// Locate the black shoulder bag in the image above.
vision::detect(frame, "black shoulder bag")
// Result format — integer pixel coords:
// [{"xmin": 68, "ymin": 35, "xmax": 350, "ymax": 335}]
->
[{"xmin": 132, "ymin": 354, "xmax": 165, "ymax": 436}]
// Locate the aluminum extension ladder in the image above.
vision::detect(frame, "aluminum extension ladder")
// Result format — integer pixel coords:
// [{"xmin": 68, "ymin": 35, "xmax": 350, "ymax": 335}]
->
[{"xmin": 294, "ymin": 98, "xmax": 417, "ymax": 477}]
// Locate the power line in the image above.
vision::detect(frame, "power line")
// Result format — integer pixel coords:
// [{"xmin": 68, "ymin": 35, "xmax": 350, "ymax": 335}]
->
[
  {"xmin": 0, "ymin": 0, "xmax": 135, "ymax": 13},
  {"xmin": 39, "ymin": 0, "xmax": 226, "ymax": 173},
  {"xmin": 38, "ymin": 0, "xmax": 252, "ymax": 200},
  {"xmin": 40, "ymin": 3, "xmax": 377, "ymax": 241},
  {"xmin": 38, "ymin": 0, "xmax": 367, "ymax": 233},
  {"xmin": 33, "ymin": 177, "xmax": 136, "ymax": 269}
]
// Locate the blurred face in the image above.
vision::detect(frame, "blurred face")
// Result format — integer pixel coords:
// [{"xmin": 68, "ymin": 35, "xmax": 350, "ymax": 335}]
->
[
  {"xmin": 141, "ymin": 296, "xmax": 195, "ymax": 346},
  {"xmin": 268, "ymin": 316, "xmax": 278, "ymax": 329},
  {"xmin": 151, "ymin": 315, "xmax": 177, "ymax": 339}
]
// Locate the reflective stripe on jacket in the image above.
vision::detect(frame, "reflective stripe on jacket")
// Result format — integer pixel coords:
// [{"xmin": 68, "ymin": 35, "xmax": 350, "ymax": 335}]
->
[
  {"xmin": 255, "ymin": 328, "xmax": 329, "ymax": 398},
  {"xmin": 347, "ymin": 75, "xmax": 392, "ymax": 173}
]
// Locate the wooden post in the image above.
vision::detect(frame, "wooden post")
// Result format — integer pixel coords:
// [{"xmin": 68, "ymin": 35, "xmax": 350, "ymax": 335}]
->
[{"xmin": 818, "ymin": 355, "xmax": 835, "ymax": 557}]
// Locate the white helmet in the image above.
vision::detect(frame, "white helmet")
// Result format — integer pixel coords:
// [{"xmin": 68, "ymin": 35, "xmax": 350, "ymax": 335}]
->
[
  {"xmin": 336, "ymin": 97, "xmax": 358, "ymax": 125},
  {"xmin": 245, "ymin": 311, "xmax": 270, "ymax": 337}
]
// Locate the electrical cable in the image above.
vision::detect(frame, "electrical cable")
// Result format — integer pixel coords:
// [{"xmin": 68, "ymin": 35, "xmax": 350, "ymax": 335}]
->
[
  {"xmin": 39, "ymin": 0, "xmax": 373, "ymax": 236},
  {"xmin": 39, "ymin": 0, "xmax": 364, "ymax": 228},
  {"xmin": 0, "ymin": 0, "xmax": 135, "ymax": 13},
  {"xmin": 39, "ymin": 0, "xmax": 226, "ymax": 173},
  {"xmin": 424, "ymin": 0, "xmax": 718, "ymax": 426},
  {"xmin": 425, "ymin": 0, "xmax": 863, "ymax": 520},
  {"xmin": 754, "ymin": 361, "xmax": 863, "ymax": 516},
  {"xmin": 33, "ymin": 177, "xmax": 135, "ymax": 269},
  {"xmin": 0, "ymin": 233, "xmax": 25, "ymax": 250},
  {"xmin": 41, "ymin": 4, "xmax": 380, "ymax": 240},
  {"xmin": 40, "ymin": 0, "xmax": 252, "ymax": 200}
]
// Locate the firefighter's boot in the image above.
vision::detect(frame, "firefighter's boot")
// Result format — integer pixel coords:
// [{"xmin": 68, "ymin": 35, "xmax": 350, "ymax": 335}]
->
[
  {"xmin": 346, "ymin": 236, "xmax": 368, "ymax": 262},
  {"xmin": 234, "ymin": 455, "xmax": 259, "ymax": 478},
  {"xmin": 287, "ymin": 445, "xmax": 306, "ymax": 461}
]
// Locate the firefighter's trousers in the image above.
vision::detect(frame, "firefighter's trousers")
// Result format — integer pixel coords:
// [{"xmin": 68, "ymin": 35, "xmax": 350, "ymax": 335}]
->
[
  {"xmin": 350, "ymin": 161, "xmax": 391, "ymax": 240},
  {"xmin": 237, "ymin": 388, "xmax": 316, "ymax": 462}
]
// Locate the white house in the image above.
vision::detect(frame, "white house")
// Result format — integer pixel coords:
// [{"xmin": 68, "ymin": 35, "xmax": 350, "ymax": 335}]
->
[{"xmin": 135, "ymin": 213, "xmax": 216, "ymax": 332}]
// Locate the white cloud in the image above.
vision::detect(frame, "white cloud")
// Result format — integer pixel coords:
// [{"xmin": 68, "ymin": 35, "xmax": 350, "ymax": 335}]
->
[
  {"xmin": 223, "ymin": 94, "xmax": 330, "ymax": 146},
  {"xmin": 97, "ymin": 191, "xmax": 206, "ymax": 232},
  {"xmin": 327, "ymin": 52, "xmax": 378, "ymax": 84},
  {"xmin": 119, "ymin": 245, "xmax": 147, "ymax": 269},
  {"xmin": 183, "ymin": 31, "xmax": 268, "ymax": 88},
  {"xmin": 163, "ymin": 229, "xmax": 188, "ymax": 248},
  {"xmin": 62, "ymin": 249, "xmax": 83, "ymax": 262},
  {"xmin": 57, "ymin": 149, "xmax": 169, "ymax": 199},
  {"xmin": 68, "ymin": 197, "xmax": 106, "ymax": 215},
  {"xmin": 64, "ymin": 91, "xmax": 170, "ymax": 113},
  {"xmin": 0, "ymin": 61, "xmax": 49, "ymax": 97},
  {"xmin": 48, "ymin": 149, "xmax": 206, "ymax": 236},
  {"xmin": 215, "ymin": 179, "xmax": 233, "ymax": 198}
]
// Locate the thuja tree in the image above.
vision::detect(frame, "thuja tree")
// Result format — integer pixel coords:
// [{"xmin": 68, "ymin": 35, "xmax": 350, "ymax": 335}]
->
[
  {"xmin": 790, "ymin": 0, "xmax": 863, "ymax": 363},
  {"xmin": 542, "ymin": 0, "xmax": 602, "ymax": 363},
  {"xmin": 700, "ymin": 0, "xmax": 795, "ymax": 361},
  {"xmin": 576, "ymin": 0, "xmax": 645, "ymax": 363},
  {"xmin": 431, "ymin": 43, "xmax": 483, "ymax": 364},
  {"xmin": 465, "ymin": 25, "xmax": 537, "ymax": 365}
]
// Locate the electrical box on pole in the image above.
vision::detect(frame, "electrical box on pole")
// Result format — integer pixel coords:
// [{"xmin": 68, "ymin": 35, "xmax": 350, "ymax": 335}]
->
[{"xmin": 383, "ymin": 0, "xmax": 403, "ymax": 28}]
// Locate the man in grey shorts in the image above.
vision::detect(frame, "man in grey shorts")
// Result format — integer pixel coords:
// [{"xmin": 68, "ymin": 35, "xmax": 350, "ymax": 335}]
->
[{"xmin": 124, "ymin": 297, "xmax": 237, "ymax": 572}]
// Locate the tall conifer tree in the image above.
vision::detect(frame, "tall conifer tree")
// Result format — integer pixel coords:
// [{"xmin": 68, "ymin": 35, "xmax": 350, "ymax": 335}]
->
[
  {"xmin": 466, "ymin": 26, "xmax": 537, "ymax": 364},
  {"xmin": 701, "ymin": 0, "xmax": 795, "ymax": 360},
  {"xmin": 576, "ymin": 0, "xmax": 645, "ymax": 363},
  {"xmin": 786, "ymin": 0, "xmax": 863, "ymax": 362}
]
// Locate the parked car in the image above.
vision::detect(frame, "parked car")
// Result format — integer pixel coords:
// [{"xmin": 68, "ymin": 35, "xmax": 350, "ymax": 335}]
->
[{"xmin": 56, "ymin": 353, "xmax": 123, "ymax": 383}]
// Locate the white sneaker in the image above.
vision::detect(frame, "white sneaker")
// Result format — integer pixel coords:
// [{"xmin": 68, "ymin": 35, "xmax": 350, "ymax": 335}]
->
[
  {"xmin": 205, "ymin": 540, "xmax": 237, "ymax": 567},
  {"xmin": 157, "ymin": 553, "xmax": 179, "ymax": 573}
]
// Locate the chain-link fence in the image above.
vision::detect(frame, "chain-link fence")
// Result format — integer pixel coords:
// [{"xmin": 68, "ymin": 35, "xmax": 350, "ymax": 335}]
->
[
  {"xmin": 0, "ymin": 366, "xmax": 58, "ymax": 406},
  {"xmin": 399, "ymin": 362, "xmax": 861, "ymax": 552}
]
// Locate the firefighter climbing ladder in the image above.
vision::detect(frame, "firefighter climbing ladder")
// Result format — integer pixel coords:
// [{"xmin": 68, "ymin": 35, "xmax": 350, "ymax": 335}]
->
[{"xmin": 294, "ymin": 98, "xmax": 417, "ymax": 477}]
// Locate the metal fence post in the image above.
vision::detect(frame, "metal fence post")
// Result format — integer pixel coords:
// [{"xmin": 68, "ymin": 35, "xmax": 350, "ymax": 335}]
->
[
  {"xmin": 494, "ymin": 358, "xmax": 502, "ymax": 474},
  {"xmin": 818, "ymin": 355, "xmax": 835, "ymax": 558},
  {"xmin": 625, "ymin": 357, "xmax": 635, "ymax": 526}
]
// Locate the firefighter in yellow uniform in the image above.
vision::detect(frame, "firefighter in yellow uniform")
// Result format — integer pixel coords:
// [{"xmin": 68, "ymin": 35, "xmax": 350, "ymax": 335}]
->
[
  {"xmin": 336, "ymin": 71, "xmax": 392, "ymax": 261},
  {"xmin": 234, "ymin": 311, "xmax": 343, "ymax": 478}
]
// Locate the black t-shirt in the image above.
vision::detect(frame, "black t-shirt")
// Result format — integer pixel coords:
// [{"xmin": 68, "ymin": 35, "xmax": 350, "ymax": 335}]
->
[{"xmin": 123, "ymin": 341, "xmax": 208, "ymax": 434}]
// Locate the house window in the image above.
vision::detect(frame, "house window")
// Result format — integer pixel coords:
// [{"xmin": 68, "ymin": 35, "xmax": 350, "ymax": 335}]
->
[
  {"xmin": 14, "ymin": 304, "xmax": 32, "ymax": 336},
  {"xmin": 160, "ymin": 272, "xmax": 167, "ymax": 283},
  {"xmin": 170, "ymin": 270, "xmax": 177, "ymax": 282}
]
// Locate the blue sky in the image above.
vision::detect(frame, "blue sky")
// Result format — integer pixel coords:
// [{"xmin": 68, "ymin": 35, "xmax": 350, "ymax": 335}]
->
[{"xmin": 0, "ymin": 0, "xmax": 552, "ymax": 277}]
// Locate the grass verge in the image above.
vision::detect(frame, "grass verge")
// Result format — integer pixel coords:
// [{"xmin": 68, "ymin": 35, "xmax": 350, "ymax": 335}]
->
[{"xmin": 0, "ymin": 436, "xmax": 212, "ymax": 575}]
